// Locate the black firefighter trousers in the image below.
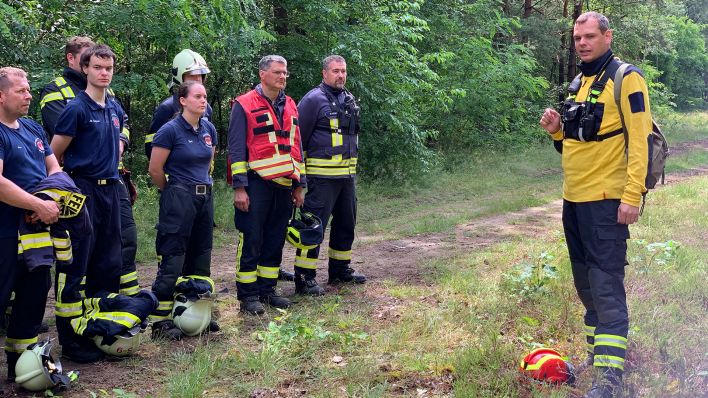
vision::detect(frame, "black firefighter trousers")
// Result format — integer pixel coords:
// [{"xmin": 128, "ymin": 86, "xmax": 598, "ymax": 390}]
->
[
  {"xmin": 294, "ymin": 177, "xmax": 356, "ymax": 279},
  {"xmin": 151, "ymin": 183, "xmax": 213, "ymax": 322},
  {"xmin": 118, "ymin": 179, "xmax": 139, "ymax": 296},
  {"xmin": 234, "ymin": 173, "xmax": 292, "ymax": 300},
  {"xmin": 563, "ymin": 199, "xmax": 629, "ymax": 374},
  {"xmin": 55, "ymin": 178, "xmax": 121, "ymax": 349},
  {"xmin": 1, "ymin": 238, "xmax": 51, "ymax": 379}
]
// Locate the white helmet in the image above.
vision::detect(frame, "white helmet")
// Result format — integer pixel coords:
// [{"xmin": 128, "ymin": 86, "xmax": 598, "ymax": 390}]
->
[
  {"xmin": 15, "ymin": 340, "xmax": 66, "ymax": 392},
  {"xmin": 93, "ymin": 323, "xmax": 146, "ymax": 357},
  {"xmin": 172, "ymin": 294, "xmax": 212, "ymax": 336},
  {"xmin": 170, "ymin": 49, "xmax": 210, "ymax": 88}
]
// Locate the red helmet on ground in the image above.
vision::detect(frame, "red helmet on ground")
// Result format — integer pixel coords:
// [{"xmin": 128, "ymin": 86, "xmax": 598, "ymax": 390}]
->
[{"xmin": 520, "ymin": 348, "xmax": 575, "ymax": 384}]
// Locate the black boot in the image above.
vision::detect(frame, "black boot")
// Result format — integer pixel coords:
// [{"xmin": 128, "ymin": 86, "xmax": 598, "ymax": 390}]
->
[
  {"xmin": 328, "ymin": 267, "xmax": 367, "ymax": 284},
  {"xmin": 62, "ymin": 337, "xmax": 105, "ymax": 364},
  {"xmin": 295, "ymin": 274, "xmax": 325, "ymax": 296},
  {"xmin": 240, "ymin": 296, "xmax": 265, "ymax": 315},
  {"xmin": 151, "ymin": 320, "xmax": 184, "ymax": 341},
  {"xmin": 208, "ymin": 319, "xmax": 220, "ymax": 332},
  {"xmin": 278, "ymin": 269, "xmax": 295, "ymax": 281},
  {"xmin": 259, "ymin": 294, "xmax": 292, "ymax": 309},
  {"xmin": 584, "ymin": 368, "xmax": 623, "ymax": 398}
]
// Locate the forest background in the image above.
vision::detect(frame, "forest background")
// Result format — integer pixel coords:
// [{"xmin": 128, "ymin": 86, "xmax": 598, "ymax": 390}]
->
[
  {"xmin": 1, "ymin": 1, "xmax": 707, "ymax": 397},
  {"xmin": 1, "ymin": 0, "xmax": 706, "ymax": 182}
]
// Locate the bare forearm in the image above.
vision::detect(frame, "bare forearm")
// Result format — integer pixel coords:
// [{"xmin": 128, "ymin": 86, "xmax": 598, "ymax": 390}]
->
[{"xmin": 0, "ymin": 177, "xmax": 45, "ymax": 213}]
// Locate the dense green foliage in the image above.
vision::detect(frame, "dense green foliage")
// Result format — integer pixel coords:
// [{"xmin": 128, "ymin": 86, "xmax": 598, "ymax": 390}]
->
[{"xmin": 1, "ymin": 0, "xmax": 705, "ymax": 181}]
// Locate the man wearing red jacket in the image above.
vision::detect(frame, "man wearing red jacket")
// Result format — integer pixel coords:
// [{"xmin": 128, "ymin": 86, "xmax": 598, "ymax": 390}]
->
[{"xmin": 228, "ymin": 55, "xmax": 305, "ymax": 315}]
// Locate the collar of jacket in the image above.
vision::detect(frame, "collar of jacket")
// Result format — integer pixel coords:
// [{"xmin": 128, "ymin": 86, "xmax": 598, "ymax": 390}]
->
[
  {"xmin": 320, "ymin": 82, "xmax": 344, "ymax": 95},
  {"xmin": 62, "ymin": 67, "xmax": 87, "ymax": 90},
  {"xmin": 255, "ymin": 83, "xmax": 285, "ymax": 106},
  {"xmin": 578, "ymin": 49, "xmax": 614, "ymax": 77}
]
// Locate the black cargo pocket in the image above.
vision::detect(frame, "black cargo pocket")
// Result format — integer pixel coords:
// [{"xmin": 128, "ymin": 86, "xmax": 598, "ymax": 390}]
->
[{"xmin": 592, "ymin": 225, "xmax": 630, "ymax": 271}]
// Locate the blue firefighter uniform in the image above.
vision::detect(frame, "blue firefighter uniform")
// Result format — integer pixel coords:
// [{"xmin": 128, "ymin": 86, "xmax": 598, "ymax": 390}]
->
[
  {"xmin": 294, "ymin": 82, "xmax": 364, "ymax": 284},
  {"xmin": 40, "ymin": 68, "xmax": 139, "ymax": 297},
  {"xmin": 0, "ymin": 118, "xmax": 54, "ymax": 379},
  {"xmin": 228, "ymin": 84, "xmax": 306, "ymax": 302},
  {"xmin": 53, "ymin": 90, "xmax": 126, "ymax": 359},
  {"xmin": 150, "ymin": 115, "xmax": 217, "ymax": 324},
  {"xmin": 144, "ymin": 93, "xmax": 213, "ymax": 160}
]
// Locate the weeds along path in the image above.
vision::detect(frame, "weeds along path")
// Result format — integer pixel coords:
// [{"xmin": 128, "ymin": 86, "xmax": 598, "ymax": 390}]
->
[{"xmin": 2, "ymin": 141, "xmax": 704, "ymax": 397}]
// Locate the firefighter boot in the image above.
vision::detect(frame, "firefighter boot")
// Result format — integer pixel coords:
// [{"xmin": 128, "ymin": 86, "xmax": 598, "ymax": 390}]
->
[
  {"xmin": 295, "ymin": 274, "xmax": 325, "ymax": 296},
  {"xmin": 328, "ymin": 267, "xmax": 367, "ymax": 284},
  {"xmin": 584, "ymin": 368, "xmax": 623, "ymax": 398},
  {"xmin": 240, "ymin": 296, "xmax": 265, "ymax": 315},
  {"xmin": 278, "ymin": 270, "xmax": 295, "ymax": 281},
  {"xmin": 260, "ymin": 294, "xmax": 292, "ymax": 309},
  {"xmin": 151, "ymin": 320, "xmax": 184, "ymax": 341}
]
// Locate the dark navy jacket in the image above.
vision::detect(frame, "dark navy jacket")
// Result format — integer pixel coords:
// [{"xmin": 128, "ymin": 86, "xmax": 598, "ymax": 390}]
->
[
  {"xmin": 17, "ymin": 172, "xmax": 92, "ymax": 271},
  {"xmin": 297, "ymin": 83, "xmax": 359, "ymax": 178}
]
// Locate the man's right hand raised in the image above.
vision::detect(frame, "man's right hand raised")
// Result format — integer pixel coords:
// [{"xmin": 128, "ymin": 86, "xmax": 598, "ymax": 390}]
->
[
  {"xmin": 233, "ymin": 187, "xmax": 250, "ymax": 212},
  {"xmin": 540, "ymin": 108, "xmax": 561, "ymax": 134}
]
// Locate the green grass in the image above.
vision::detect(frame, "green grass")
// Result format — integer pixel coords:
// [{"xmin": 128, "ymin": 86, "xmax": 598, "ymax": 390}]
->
[{"xmin": 121, "ymin": 113, "xmax": 708, "ymax": 397}]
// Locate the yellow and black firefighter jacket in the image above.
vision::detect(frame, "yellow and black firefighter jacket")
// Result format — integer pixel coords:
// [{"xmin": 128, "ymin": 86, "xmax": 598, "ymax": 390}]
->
[
  {"xmin": 551, "ymin": 50, "xmax": 651, "ymax": 208},
  {"xmin": 17, "ymin": 172, "xmax": 91, "ymax": 271},
  {"xmin": 297, "ymin": 82, "xmax": 360, "ymax": 178}
]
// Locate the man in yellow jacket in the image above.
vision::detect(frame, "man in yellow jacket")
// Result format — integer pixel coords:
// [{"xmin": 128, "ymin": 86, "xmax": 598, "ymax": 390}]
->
[{"xmin": 540, "ymin": 11, "xmax": 652, "ymax": 398}]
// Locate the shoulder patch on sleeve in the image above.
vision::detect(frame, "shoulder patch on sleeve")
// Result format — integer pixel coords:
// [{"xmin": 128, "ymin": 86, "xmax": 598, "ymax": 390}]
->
[{"xmin": 628, "ymin": 92, "xmax": 645, "ymax": 113}]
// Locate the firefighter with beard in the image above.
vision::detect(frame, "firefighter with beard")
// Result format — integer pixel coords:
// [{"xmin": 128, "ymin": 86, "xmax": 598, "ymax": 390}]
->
[{"xmin": 291, "ymin": 55, "xmax": 365, "ymax": 295}]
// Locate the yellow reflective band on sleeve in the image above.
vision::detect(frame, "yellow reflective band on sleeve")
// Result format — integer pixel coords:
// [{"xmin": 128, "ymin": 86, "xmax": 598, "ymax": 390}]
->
[
  {"xmin": 120, "ymin": 272, "xmax": 138, "ymax": 284},
  {"xmin": 231, "ymin": 161, "xmax": 248, "ymax": 175},
  {"xmin": 40, "ymin": 92, "xmax": 65, "ymax": 109},
  {"xmin": 587, "ymin": 342, "xmax": 595, "ymax": 352},
  {"xmin": 55, "ymin": 249, "xmax": 72, "ymax": 262},
  {"xmin": 54, "ymin": 77, "xmax": 67, "ymax": 86},
  {"xmin": 593, "ymin": 355, "xmax": 625, "ymax": 370},
  {"xmin": 55, "ymin": 301, "xmax": 83, "ymax": 318},
  {"xmin": 236, "ymin": 271, "xmax": 257, "ymax": 283},
  {"xmin": 119, "ymin": 285, "xmax": 141, "ymax": 296},
  {"xmin": 60, "ymin": 86, "xmax": 75, "ymax": 99},
  {"xmin": 144, "ymin": 133, "xmax": 155, "ymax": 144},
  {"xmin": 584, "ymin": 324, "xmax": 596, "ymax": 337},
  {"xmin": 121, "ymin": 127, "xmax": 130, "ymax": 140},
  {"xmin": 328, "ymin": 248, "xmax": 352, "ymax": 261},
  {"xmin": 594, "ymin": 334, "xmax": 628, "ymax": 350},
  {"xmin": 20, "ymin": 232, "xmax": 53, "ymax": 250},
  {"xmin": 52, "ymin": 237, "xmax": 71, "ymax": 249},
  {"xmin": 294, "ymin": 256, "xmax": 318, "ymax": 270},
  {"xmin": 5, "ymin": 337, "xmax": 38, "ymax": 353},
  {"xmin": 257, "ymin": 265, "xmax": 280, "ymax": 279}
]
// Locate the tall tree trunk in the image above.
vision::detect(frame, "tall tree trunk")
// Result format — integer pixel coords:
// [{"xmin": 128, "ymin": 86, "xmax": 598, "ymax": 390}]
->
[
  {"xmin": 522, "ymin": 0, "xmax": 533, "ymax": 18},
  {"xmin": 558, "ymin": 0, "xmax": 570, "ymax": 102},
  {"xmin": 273, "ymin": 4, "xmax": 288, "ymax": 35},
  {"xmin": 566, "ymin": 1, "xmax": 583, "ymax": 82}
]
